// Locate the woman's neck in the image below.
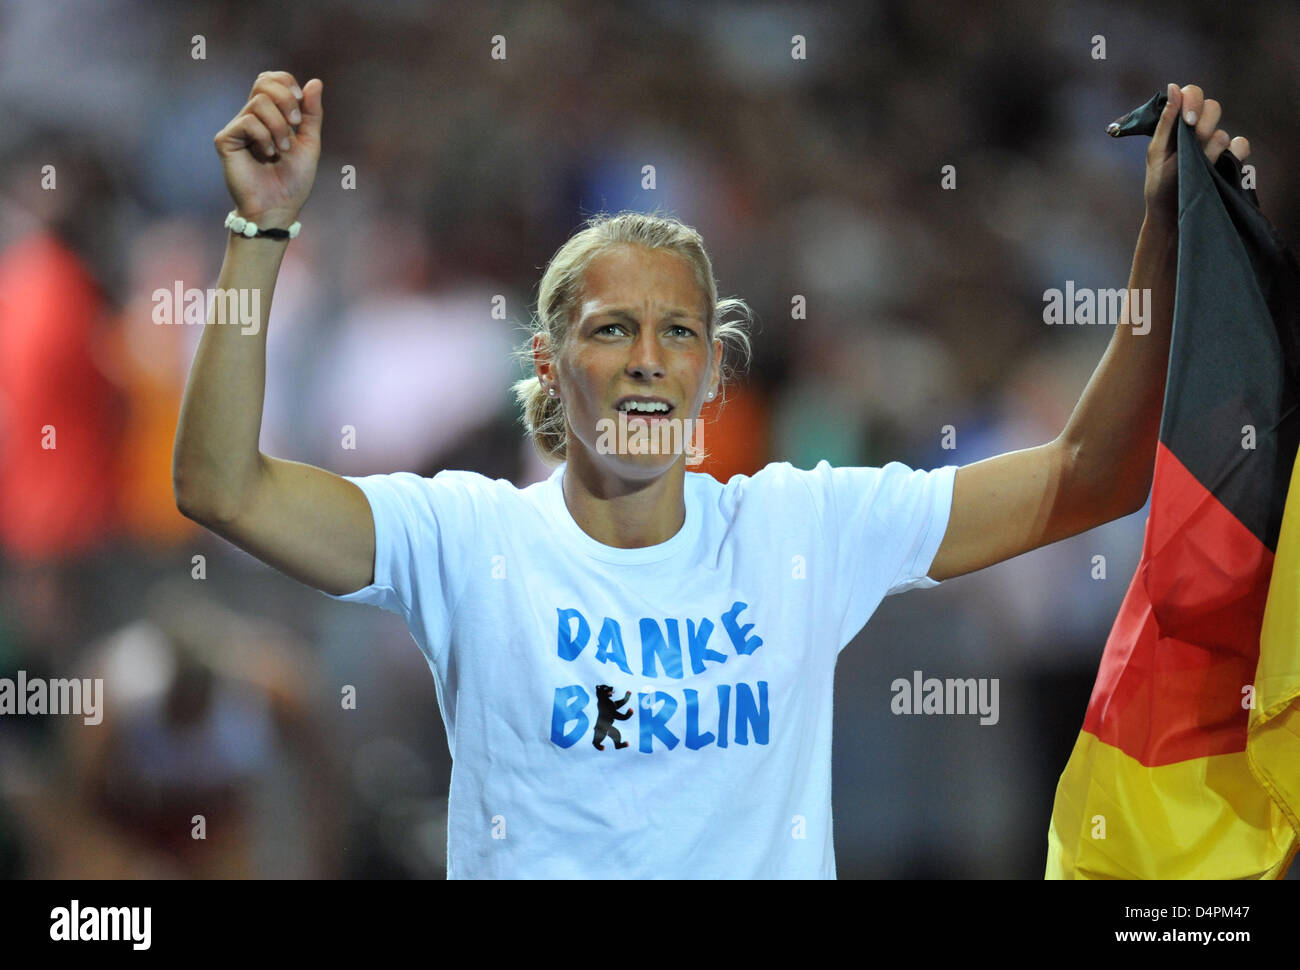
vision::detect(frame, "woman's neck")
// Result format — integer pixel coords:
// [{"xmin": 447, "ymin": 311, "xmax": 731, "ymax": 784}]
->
[{"xmin": 560, "ymin": 451, "xmax": 688, "ymax": 549}]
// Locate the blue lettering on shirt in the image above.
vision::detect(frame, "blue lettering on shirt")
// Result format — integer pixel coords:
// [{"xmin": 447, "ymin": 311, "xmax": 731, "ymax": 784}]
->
[{"xmin": 551, "ymin": 604, "xmax": 769, "ymax": 753}]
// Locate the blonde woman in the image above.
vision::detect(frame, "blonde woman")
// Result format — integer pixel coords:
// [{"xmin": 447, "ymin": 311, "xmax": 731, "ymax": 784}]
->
[{"xmin": 176, "ymin": 74, "xmax": 1248, "ymax": 877}]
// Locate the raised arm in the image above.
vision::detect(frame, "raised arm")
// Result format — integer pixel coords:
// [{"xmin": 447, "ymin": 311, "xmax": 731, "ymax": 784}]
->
[
  {"xmin": 927, "ymin": 82, "xmax": 1251, "ymax": 582},
  {"xmin": 173, "ymin": 71, "xmax": 375, "ymax": 596}
]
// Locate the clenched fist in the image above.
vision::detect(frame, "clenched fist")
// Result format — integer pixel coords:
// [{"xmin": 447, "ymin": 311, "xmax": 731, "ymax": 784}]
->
[
  {"xmin": 213, "ymin": 71, "xmax": 323, "ymax": 230},
  {"xmin": 1144, "ymin": 82, "xmax": 1251, "ymax": 232}
]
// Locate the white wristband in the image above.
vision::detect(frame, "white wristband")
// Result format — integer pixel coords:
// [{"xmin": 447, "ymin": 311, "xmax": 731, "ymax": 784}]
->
[{"xmin": 224, "ymin": 209, "xmax": 301, "ymax": 239}]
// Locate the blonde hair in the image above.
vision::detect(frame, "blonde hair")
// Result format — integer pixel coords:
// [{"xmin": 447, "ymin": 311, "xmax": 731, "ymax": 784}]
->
[{"xmin": 512, "ymin": 210, "xmax": 753, "ymax": 467}]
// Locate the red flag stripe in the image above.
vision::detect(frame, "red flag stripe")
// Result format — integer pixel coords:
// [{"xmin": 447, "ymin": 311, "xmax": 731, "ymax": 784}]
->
[{"xmin": 1082, "ymin": 442, "xmax": 1273, "ymax": 766}]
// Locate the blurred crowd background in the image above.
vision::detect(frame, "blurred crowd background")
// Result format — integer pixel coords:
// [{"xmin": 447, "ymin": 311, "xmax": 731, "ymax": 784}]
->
[{"xmin": 1, "ymin": 0, "xmax": 1297, "ymax": 879}]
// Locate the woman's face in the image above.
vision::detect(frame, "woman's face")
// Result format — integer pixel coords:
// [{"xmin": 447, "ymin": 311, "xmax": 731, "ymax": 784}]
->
[{"xmin": 542, "ymin": 243, "xmax": 721, "ymax": 480}]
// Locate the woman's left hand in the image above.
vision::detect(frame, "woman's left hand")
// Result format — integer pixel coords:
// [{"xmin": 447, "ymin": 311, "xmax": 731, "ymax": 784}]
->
[{"xmin": 1145, "ymin": 82, "xmax": 1252, "ymax": 231}]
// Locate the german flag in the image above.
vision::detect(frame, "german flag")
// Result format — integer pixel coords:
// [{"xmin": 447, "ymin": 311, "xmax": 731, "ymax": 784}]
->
[{"xmin": 1046, "ymin": 92, "xmax": 1300, "ymax": 879}]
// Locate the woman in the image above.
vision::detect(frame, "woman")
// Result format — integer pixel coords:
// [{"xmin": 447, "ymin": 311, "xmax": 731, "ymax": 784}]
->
[{"xmin": 176, "ymin": 73, "xmax": 1250, "ymax": 878}]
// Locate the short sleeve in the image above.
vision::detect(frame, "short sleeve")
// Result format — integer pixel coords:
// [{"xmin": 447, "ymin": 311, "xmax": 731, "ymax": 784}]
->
[
  {"xmin": 322, "ymin": 470, "xmax": 479, "ymax": 657},
  {"xmin": 794, "ymin": 460, "xmax": 957, "ymax": 648}
]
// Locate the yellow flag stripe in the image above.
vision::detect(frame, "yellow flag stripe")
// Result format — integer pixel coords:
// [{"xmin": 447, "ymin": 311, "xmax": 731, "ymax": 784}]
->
[
  {"xmin": 1046, "ymin": 731, "xmax": 1297, "ymax": 879},
  {"xmin": 1250, "ymin": 453, "xmax": 1300, "ymax": 837}
]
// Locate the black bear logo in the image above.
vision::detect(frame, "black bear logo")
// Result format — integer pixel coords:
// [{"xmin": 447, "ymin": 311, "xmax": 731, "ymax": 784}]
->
[{"xmin": 593, "ymin": 684, "xmax": 632, "ymax": 750}]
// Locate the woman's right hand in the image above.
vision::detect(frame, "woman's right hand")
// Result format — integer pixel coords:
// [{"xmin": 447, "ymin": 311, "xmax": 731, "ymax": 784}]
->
[{"xmin": 214, "ymin": 71, "xmax": 322, "ymax": 228}]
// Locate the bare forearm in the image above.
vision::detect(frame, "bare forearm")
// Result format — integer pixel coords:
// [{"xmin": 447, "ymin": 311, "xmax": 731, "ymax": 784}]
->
[
  {"xmin": 172, "ymin": 232, "xmax": 289, "ymax": 520},
  {"xmin": 1058, "ymin": 215, "xmax": 1179, "ymax": 519}
]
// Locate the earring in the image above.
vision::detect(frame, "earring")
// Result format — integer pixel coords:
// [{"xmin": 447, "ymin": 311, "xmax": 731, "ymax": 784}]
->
[
  {"xmin": 548, "ymin": 387, "xmax": 557, "ymax": 397},
  {"xmin": 707, "ymin": 391, "xmax": 715, "ymax": 399}
]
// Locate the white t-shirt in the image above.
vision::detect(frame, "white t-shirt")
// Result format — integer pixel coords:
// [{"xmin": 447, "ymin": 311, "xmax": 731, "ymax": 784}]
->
[{"xmin": 326, "ymin": 458, "xmax": 957, "ymax": 878}]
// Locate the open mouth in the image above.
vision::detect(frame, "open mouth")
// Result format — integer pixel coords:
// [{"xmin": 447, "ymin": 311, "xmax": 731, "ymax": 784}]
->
[{"xmin": 615, "ymin": 398, "xmax": 675, "ymax": 420}]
